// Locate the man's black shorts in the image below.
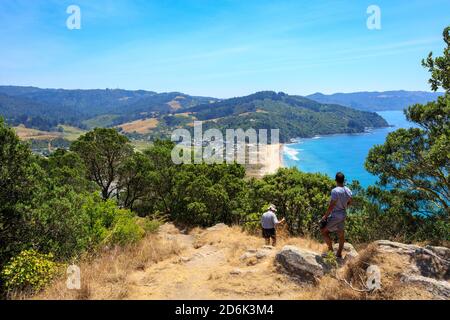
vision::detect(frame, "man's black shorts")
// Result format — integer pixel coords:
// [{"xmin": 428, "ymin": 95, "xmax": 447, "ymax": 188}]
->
[{"xmin": 262, "ymin": 228, "xmax": 276, "ymax": 239}]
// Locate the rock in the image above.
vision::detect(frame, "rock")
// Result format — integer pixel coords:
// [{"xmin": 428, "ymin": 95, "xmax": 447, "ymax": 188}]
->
[
  {"xmin": 256, "ymin": 249, "xmax": 272, "ymax": 259},
  {"xmin": 240, "ymin": 252, "xmax": 255, "ymax": 260},
  {"xmin": 375, "ymin": 240, "xmax": 449, "ymax": 280},
  {"xmin": 425, "ymin": 245, "xmax": 450, "ymax": 261},
  {"xmin": 375, "ymin": 240, "xmax": 425, "ymax": 255},
  {"xmin": 275, "ymin": 245, "xmax": 330, "ymax": 281},
  {"xmin": 262, "ymin": 245, "xmax": 274, "ymax": 250},
  {"xmin": 207, "ymin": 223, "xmax": 228, "ymax": 231},
  {"xmin": 240, "ymin": 248, "xmax": 274, "ymax": 261},
  {"xmin": 230, "ymin": 268, "xmax": 242, "ymax": 275},
  {"xmin": 332, "ymin": 243, "xmax": 358, "ymax": 262},
  {"xmin": 401, "ymin": 274, "xmax": 450, "ymax": 300},
  {"xmin": 180, "ymin": 256, "xmax": 191, "ymax": 263},
  {"xmin": 230, "ymin": 268, "xmax": 257, "ymax": 275}
]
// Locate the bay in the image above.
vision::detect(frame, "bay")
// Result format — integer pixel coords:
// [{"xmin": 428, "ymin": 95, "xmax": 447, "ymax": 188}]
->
[{"xmin": 282, "ymin": 110, "xmax": 416, "ymax": 187}]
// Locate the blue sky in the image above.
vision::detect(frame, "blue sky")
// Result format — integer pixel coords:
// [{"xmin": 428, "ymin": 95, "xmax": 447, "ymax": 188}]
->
[{"xmin": 0, "ymin": 0, "xmax": 449, "ymax": 98}]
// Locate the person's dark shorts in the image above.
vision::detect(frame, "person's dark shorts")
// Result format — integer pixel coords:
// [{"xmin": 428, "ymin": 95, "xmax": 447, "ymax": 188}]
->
[
  {"xmin": 262, "ymin": 228, "xmax": 276, "ymax": 239},
  {"xmin": 324, "ymin": 214, "xmax": 346, "ymax": 232}
]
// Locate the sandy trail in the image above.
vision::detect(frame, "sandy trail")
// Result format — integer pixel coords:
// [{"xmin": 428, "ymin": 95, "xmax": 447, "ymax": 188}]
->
[{"xmin": 125, "ymin": 223, "xmax": 304, "ymax": 300}]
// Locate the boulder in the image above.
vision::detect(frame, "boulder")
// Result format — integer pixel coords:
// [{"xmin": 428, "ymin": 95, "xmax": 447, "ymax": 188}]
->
[
  {"xmin": 375, "ymin": 240, "xmax": 449, "ymax": 280},
  {"xmin": 240, "ymin": 248, "xmax": 273, "ymax": 261},
  {"xmin": 332, "ymin": 242, "xmax": 358, "ymax": 262},
  {"xmin": 256, "ymin": 249, "xmax": 272, "ymax": 259},
  {"xmin": 401, "ymin": 274, "xmax": 450, "ymax": 300},
  {"xmin": 425, "ymin": 245, "xmax": 450, "ymax": 261},
  {"xmin": 275, "ymin": 245, "xmax": 330, "ymax": 281},
  {"xmin": 207, "ymin": 223, "xmax": 228, "ymax": 231}
]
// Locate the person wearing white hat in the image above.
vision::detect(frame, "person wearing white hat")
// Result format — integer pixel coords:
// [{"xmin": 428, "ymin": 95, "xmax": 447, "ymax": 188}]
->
[{"xmin": 261, "ymin": 204, "xmax": 285, "ymax": 246}]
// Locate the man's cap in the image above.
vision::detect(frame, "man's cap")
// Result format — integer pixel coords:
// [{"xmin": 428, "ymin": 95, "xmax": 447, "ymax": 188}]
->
[{"xmin": 268, "ymin": 204, "xmax": 277, "ymax": 212}]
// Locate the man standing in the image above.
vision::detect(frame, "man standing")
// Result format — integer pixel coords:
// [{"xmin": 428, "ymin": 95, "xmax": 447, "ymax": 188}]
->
[
  {"xmin": 261, "ymin": 204, "xmax": 285, "ymax": 246},
  {"xmin": 320, "ymin": 172, "xmax": 352, "ymax": 258}
]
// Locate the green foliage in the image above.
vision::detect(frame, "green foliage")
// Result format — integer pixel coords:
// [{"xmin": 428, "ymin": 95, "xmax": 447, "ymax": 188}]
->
[
  {"xmin": 137, "ymin": 217, "xmax": 163, "ymax": 234},
  {"xmin": 322, "ymin": 251, "xmax": 338, "ymax": 269},
  {"xmin": 171, "ymin": 162, "xmax": 247, "ymax": 226},
  {"xmin": 118, "ymin": 151, "xmax": 154, "ymax": 210},
  {"xmin": 252, "ymin": 168, "xmax": 334, "ymax": 237},
  {"xmin": 422, "ymin": 26, "xmax": 450, "ymax": 92},
  {"xmin": 38, "ymin": 148, "xmax": 93, "ymax": 192},
  {"xmin": 106, "ymin": 210, "xmax": 145, "ymax": 246},
  {"xmin": 0, "ymin": 118, "xmax": 40, "ymax": 267},
  {"xmin": 0, "ymin": 250, "xmax": 61, "ymax": 293},
  {"xmin": 241, "ymin": 212, "xmax": 263, "ymax": 235},
  {"xmin": 71, "ymin": 128, "xmax": 133, "ymax": 200}
]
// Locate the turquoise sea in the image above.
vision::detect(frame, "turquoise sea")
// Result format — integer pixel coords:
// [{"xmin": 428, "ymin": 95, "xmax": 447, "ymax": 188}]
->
[{"xmin": 282, "ymin": 111, "xmax": 416, "ymax": 188}]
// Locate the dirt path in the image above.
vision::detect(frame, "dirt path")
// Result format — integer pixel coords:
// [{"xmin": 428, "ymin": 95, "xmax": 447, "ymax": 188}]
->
[{"xmin": 125, "ymin": 223, "xmax": 305, "ymax": 300}]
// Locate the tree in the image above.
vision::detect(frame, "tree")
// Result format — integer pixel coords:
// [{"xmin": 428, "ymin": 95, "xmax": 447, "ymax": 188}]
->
[
  {"xmin": 39, "ymin": 148, "xmax": 93, "ymax": 192},
  {"xmin": 143, "ymin": 140, "xmax": 179, "ymax": 214},
  {"xmin": 117, "ymin": 152, "xmax": 153, "ymax": 211},
  {"xmin": 252, "ymin": 168, "xmax": 334, "ymax": 236},
  {"xmin": 71, "ymin": 128, "xmax": 133, "ymax": 200},
  {"xmin": 366, "ymin": 26, "xmax": 450, "ymax": 215},
  {"xmin": 0, "ymin": 118, "xmax": 39, "ymax": 267}
]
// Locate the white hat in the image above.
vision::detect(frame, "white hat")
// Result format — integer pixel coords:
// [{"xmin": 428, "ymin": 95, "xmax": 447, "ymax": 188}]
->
[{"xmin": 268, "ymin": 204, "xmax": 277, "ymax": 212}]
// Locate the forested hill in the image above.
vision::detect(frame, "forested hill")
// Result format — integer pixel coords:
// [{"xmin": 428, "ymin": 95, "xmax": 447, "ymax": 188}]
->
[
  {"xmin": 0, "ymin": 86, "xmax": 217, "ymax": 130},
  {"xmin": 307, "ymin": 90, "xmax": 444, "ymax": 111},
  {"xmin": 182, "ymin": 91, "xmax": 388, "ymax": 142},
  {"xmin": 0, "ymin": 86, "xmax": 387, "ymax": 142}
]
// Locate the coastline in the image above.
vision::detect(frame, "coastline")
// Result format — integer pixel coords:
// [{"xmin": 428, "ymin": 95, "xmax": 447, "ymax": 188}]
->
[{"xmin": 257, "ymin": 114, "xmax": 397, "ymax": 178}]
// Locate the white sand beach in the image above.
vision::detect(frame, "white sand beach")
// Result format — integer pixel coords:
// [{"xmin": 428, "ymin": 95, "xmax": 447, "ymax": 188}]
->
[{"xmin": 259, "ymin": 143, "xmax": 284, "ymax": 176}]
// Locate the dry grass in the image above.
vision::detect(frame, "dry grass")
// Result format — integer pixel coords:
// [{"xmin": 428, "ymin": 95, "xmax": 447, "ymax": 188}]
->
[
  {"xmin": 13, "ymin": 125, "xmax": 62, "ymax": 141},
  {"xmin": 117, "ymin": 118, "xmax": 159, "ymax": 134},
  {"xmin": 35, "ymin": 234, "xmax": 181, "ymax": 300},
  {"xmin": 302, "ymin": 243, "xmax": 436, "ymax": 300},
  {"xmin": 187, "ymin": 226, "xmax": 311, "ymax": 299},
  {"xmin": 167, "ymin": 100, "xmax": 182, "ymax": 111},
  {"xmin": 28, "ymin": 224, "xmax": 440, "ymax": 300}
]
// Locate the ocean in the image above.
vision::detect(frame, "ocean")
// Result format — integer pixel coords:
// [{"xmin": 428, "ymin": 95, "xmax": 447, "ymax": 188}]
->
[{"xmin": 282, "ymin": 110, "xmax": 416, "ymax": 187}]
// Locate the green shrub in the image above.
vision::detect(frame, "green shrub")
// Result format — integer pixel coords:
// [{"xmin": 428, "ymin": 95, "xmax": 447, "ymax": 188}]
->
[
  {"xmin": 242, "ymin": 212, "xmax": 262, "ymax": 235},
  {"xmin": 0, "ymin": 250, "xmax": 61, "ymax": 293},
  {"xmin": 106, "ymin": 210, "xmax": 145, "ymax": 246},
  {"xmin": 137, "ymin": 217, "xmax": 163, "ymax": 234},
  {"xmin": 322, "ymin": 251, "xmax": 338, "ymax": 269},
  {"xmin": 82, "ymin": 195, "xmax": 120, "ymax": 244}
]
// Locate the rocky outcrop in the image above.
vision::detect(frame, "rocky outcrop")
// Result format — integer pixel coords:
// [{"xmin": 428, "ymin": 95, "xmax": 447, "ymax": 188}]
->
[
  {"xmin": 375, "ymin": 240, "xmax": 450, "ymax": 280},
  {"xmin": 275, "ymin": 246, "xmax": 331, "ymax": 281},
  {"xmin": 207, "ymin": 223, "xmax": 228, "ymax": 231},
  {"xmin": 400, "ymin": 274, "xmax": 450, "ymax": 300},
  {"xmin": 332, "ymin": 242, "xmax": 359, "ymax": 262},
  {"xmin": 425, "ymin": 245, "xmax": 450, "ymax": 261},
  {"xmin": 240, "ymin": 247, "xmax": 273, "ymax": 261}
]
